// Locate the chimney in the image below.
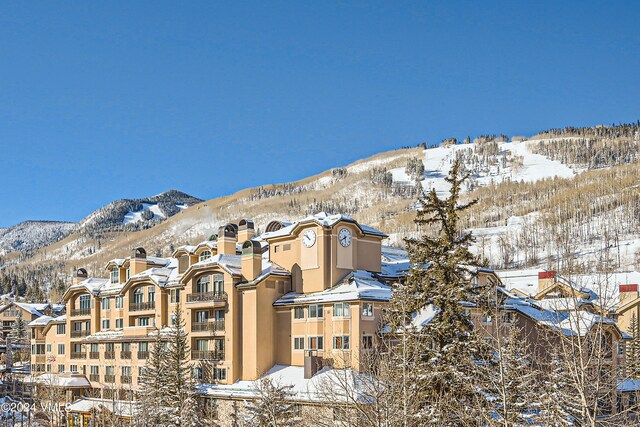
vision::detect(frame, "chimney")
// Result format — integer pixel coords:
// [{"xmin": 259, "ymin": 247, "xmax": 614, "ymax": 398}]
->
[
  {"xmin": 538, "ymin": 271, "xmax": 556, "ymax": 292},
  {"xmin": 620, "ymin": 284, "xmax": 639, "ymax": 305},
  {"xmin": 237, "ymin": 219, "xmax": 256, "ymax": 242},
  {"xmin": 72, "ymin": 268, "xmax": 88, "ymax": 285},
  {"xmin": 242, "ymin": 240, "xmax": 262, "ymax": 281},
  {"xmin": 130, "ymin": 247, "xmax": 148, "ymax": 276},
  {"xmin": 217, "ymin": 224, "xmax": 238, "ymax": 255}
]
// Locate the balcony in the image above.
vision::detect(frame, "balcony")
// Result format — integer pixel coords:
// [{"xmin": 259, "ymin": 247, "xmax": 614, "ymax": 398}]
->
[
  {"xmin": 191, "ymin": 350, "xmax": 224, "ymax": 360},
  {"xmin": 187, "ymin": 292, "xmax": 227, "ymax": 303},
  {"xmin": 129, "ymin": 302, "xmax": 155, "ymax": 312},
  {"xmin": 192, "ymin": 320, "xmax": 225, "ymax": 333},
  {"xmin": 121, "ymin": 351, "xmax": 131, "ymax": 360},
  {"xmin": 89, "ymin": 374, "xmax": 100, "ymax": 382},
  {"xmin": 89, "ymin": 352, "xmax": 100, "ymax": 359},
  {"xmin": 70, "ymin": 308, "xmax": 91, "ymax": 317},
  {"xmin": 70, "ymin": 352, "xmax": 85, "ymax": 359},
  {"xmin": 71, "ymin": 330, "xmax": 90, "ymax": 338},
  {"xmin": 104, "ymin": 375, "xmax": 115, "ymax": 383},
  {"xmin": 121, "ymin": 376, "xmax": 132, "ymax": 384},
  {"xmin": 137, "ymin": 351, "xmax": 149, "ymax": 359},
  {"xmin": 104, "ymin": 352, "xmax": 115, "ymax": 359}
]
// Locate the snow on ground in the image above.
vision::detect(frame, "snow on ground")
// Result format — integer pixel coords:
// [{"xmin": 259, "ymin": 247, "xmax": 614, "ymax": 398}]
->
[
  {"xmin": 123, "ymin": 203, "xmax": 187, "ymax": 224},
  {"xmin": 390, "ymin": 139, "xmax": 577, "ymax": 197}
]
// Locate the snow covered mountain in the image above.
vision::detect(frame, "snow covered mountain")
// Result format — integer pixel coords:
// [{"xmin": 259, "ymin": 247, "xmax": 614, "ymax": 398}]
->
[
  {"xmin": 0, "ymin": 221, "xmax": 76, "ymax": 254},
  {"xmin": 3, "ymin": 122, "xmax": 639, "ymax": 276}
]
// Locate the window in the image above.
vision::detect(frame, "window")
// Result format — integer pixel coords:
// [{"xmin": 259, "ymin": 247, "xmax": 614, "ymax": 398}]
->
[
  {"xmin": 148, "ymin": 286, "xmax": 155, "ymax": 303},
  {"xmin": 58, "ymin": 344, "xmax": 65, "ymax": 355},
  {"xmin": 308, "ymin": 336, "xmax": 323, "ymax": 350},
  {"xmin": 196, "ymin": 276, "xmax": 210, "ymax": 293},
  {"xmin": 362, "ymin": 302, "xmax": 373, "ymax": 317},
  {"xmin": 213, "ymin": 274, "xmax": 224, "ymax": 294},
  {"xmin": 333, "ymin": 302, "xmax": 350, "ymax": 318},
  {"xmin": 138, "ymin": 317, "xmax": 149, "ymax": 327},
  {"xmin": 308, "ymin": 305, "xmax": 323, "ymax": 318},
  {"xmin": 192, "ymin": 367, "xmax": 203, "ymax": 380},
  {"xmin": 115, "ymin": 296, "xmax": 123, "ymax": 309},
  {"xmin": 618, "ymin": 342, "xmax": 625, "ymax": 356},
  {"xmin": 102, "ymin": 319, "xmax": 110, "ymax": 330},
  {"xmin": 481, "ymin": 314, "xmax": 492, "ymax": 323},
  {"xmin": 195, "ymin": 310, "xmax": 209, "ymax": 323},
  {"xmin": 333, "ymin": 335, "xmax": 350, "ymax": 350},
  {"xmin": 362, "ymin": 336, "xmax": 373, "ymax": 349},
  {"xmin": 47, "ymin": 344, "xmax": 52, "ymax": 353},
  {"xmin": 101, "ymin": 298, "xmax": 110, "ymax": 310},
  {"xmin": 503, "ymin": 312, "xmax": 514, "ymax": 323},
  {"xmin": 70, "ymin": 365, "xmax": 78, "ymax": 373},
  {"xmin": 73, "ymin": 343, "xmax": 82, "ymax": 353},
  {"xmin": 106, "ymin": 343, "xmax": 115, "ymax": 353},
  {"xmin": 214, "ymin": 310, "xmax": 225, "ymax": 321},
  {"xmin": 293, "ymin": 307, "xmax": 305, "ymax": 319},
  {"xmin": 139, "ymin": 342, "xmax": 148, "ymax": 352},
  {"xmin": 46, "ymin": 364, "xmax": 51, "ymax": 373},
  {"xmin": 122, "ymin": 342, "xmax": 131, "ymax": 352},
  {"xmin": 58, "ymin": 364, "xmax": 64, "ymax": 373},
  {"xmin": 110, "ymin": 267, "xmax": 119, "ymax": 284},
  {"xmin": 115, "ymin": 318, "xmax": 123, "ymax": 329},
  {"xmin": 293, "ymin": 404, "xmax": 302, "ymax": 419},
  {"xmin": 170, "ymin": 289, "xmax": 180, "ymax": 303},
  {"xmin": 90, "ymin": 365, "xmax": 99, "ymax": 375},
  {"xmin": 199, "ymin": 250, "xmax": 212, "ymax": 261},
  {"xmin": 56, "ymin": 324, "xmax": 66, "ymax": 335},
  {"xmin": 293, "ymin": 337, "xmax": 304, "ymax": 350},
  {"xmin": 105, "ymin": 366, "xmax": 114, "ymax": 376},
  {"xmin": 79, "ymin": 295, "xmax": 91, "ymax": 310},
  {"xmin": 283, "ymin": 244, "xmax": 291, "ymax": 251},
  {"xmin": 126, "ymin": 268, "xmax": 130, "ymax": 281},
  {"xmin": 90, "ymin": 343, "xmax": 98, "ymax": 352},
  {"xmin": 121, "ymin": 366, "xmax": 131, "ymax": 377},
  {"xmin": 133, "ymin": 288, "xmax": 143, "ymax": 304},
  {"xmin": 213, "ymin": 368, "xmax": 226, "ymax": 381}
]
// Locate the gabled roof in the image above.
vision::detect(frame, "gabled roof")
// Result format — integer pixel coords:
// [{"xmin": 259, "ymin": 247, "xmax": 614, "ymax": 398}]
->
[
  {"xmin": 274, "ymin": 270, "xmax": 391, "ymax": 306},
  {"xmin": 62, "ymin": 278, "xmax": 110, "ymax": 301},
  {"xmin": 260, "ymin": 212, "xmax": 387, "ymax": 240},
  {"xmin": 0, "ymin": 301, "xmax": 52, "ymax": 317}
]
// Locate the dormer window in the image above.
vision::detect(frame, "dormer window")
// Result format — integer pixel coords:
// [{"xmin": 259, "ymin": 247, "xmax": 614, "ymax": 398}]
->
[
  {"xmin": 199, "ymin": 251, "xmax": 212, "ymax": 262},
  {"xmin": 110, "ymin": 267, "xmax": 119, "ymax": 284}
]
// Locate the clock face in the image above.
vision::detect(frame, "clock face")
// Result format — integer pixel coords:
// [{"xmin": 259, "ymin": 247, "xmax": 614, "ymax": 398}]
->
[
  {"xmin": 338, "ymin": 228, "xmax": 352, "ymax": 247},
  {"xmin": 302, "ymin": 229, "xmax": 316, "ymax": 248}
]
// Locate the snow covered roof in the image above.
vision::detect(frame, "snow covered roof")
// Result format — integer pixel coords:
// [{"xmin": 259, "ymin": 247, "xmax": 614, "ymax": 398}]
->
[
  {"xmin": 260, "ymin": 212, "xmax": 387, "ymax": 240},
  {"xmin": 13, "ymin": 302, "xmax": 49, "ymax": 316},
  {"xmin": 106, "ymin": 255, "xmax": 171, "ymax": 268},
  {"xmin": 187, "ymin": 254, "xmax": 290, "ymax": 284},
  {"xmin": 274, "ymin": 270, "xmax": 391, "ymax": 306},
  {"xmin": 64, "ymin": 277, "xmax": 110, "ymax": 298},
  {"xmin": 28, "ymin": 315, "xmax": 55, "ymax": 327},
  {"xmin": 618, "ymin": 378, "xmax": 640, "ymax": 392},
  {"xmin": 23, "ymin": 373, "xmax": 91, "ymax": 388},
  {"xmin": 67, "ymin": 398, "xmax": 139, "ymax": 417},
  {"xmin": 197, "ymin": 364, "xmax": 371, "ymax": 403},
  {"xmin": 128, "ymin": 258, "xmax": 179, "ymax": 287}
]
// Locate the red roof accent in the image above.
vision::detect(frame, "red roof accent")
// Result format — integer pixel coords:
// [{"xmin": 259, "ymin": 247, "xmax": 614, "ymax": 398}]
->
[
  {"xmin": 620, "ymin": 284, "xmax": 638, "ymax": 293},
  {"xmin": 538, "ymin": 271, "xmax": 556, "ymax": 280}
]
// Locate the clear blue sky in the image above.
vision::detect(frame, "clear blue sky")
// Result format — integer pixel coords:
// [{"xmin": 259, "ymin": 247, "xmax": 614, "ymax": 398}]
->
[{"xmin": 1, "ymin": 1, "xmax": 639, "ymax": 226}]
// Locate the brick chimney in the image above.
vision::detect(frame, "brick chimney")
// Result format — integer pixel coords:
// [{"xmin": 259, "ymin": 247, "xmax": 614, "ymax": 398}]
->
[
  {"xmin": 242, "ymin": 240, "xmax": 262, "ymax": 281},
  {"xmin": 538, "ymin": 271, "xmax": 556, "ymax": 292},
  {"xmin": 130, "ymin": 247, "xmax": 148, "ymax": 276},
  {"xmin": 620, "ymin": 284, "xmax": 639, "ymax": 305},
  {"xmin": 217, "ymin": 224, "xmax": 238, "ymax": 255},
  {"xmin": 72, "ymin": 268, "xmax": 88, "ymax": 285},
  {"xmin": 237, "ymin": 219, "xmax": 256, "ymax": 242}
]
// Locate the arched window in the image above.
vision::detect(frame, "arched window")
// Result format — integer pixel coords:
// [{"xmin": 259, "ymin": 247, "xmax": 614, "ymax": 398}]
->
[
  {"xmin": 110, "ymin": 267, "xmax": 119, "ymax": 284},
  {"xmin": 199, "ymin": 250, "xmax": 212, "ymax": 262},
  {"xmin": 196, "ymin": 276, "xmax": 210, "ymax": 293},
  {"xmin": 133, "ymin": 287, "xmax": 144, "ymax": 304}
]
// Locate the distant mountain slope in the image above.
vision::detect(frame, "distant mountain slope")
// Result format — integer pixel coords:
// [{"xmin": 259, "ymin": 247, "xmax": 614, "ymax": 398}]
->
[
  {"xmin": 0, "ymin": 221, "xmax": 76, "ymax": 254},
  {"xmin": 3, "ymin": 121, "xmax": 639, "ymax": 277}
]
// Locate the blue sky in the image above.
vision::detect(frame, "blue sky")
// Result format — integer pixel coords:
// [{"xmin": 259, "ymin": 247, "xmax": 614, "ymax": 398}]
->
[{"xmin": 1, "ymin": 1, "xmax": 639, "ymax": 226}]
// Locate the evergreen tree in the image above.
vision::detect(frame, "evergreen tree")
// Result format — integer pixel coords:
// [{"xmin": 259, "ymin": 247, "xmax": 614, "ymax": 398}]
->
[
  {"xmin": 165, "ymin": 303, "xmax": 202, "ymax": 427},
  {"xmin": 627, "ymin": 312, "xmax": 640, "ymax": 379},
  {"xmin": 388, "ymin": 158, "xmax": 488, "ymax": 425},
  {"xmin": 8, "ymin": 310, "xmax": 28, "ymax": 363},
  {"xmin": 137, "ymin": 333, "xmax": 171, "ymax": 426},
  {"xmin": 245, "ymin": 378, "xmax": 296, "ymax": 427}
]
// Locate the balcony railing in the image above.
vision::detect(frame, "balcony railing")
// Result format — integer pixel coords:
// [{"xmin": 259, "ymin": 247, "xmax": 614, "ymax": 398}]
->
[
  {"xmin": 191, "ymin": 350, "xmax": 224, "ymax": 360},
  {"xmin": 121, "ymin": 351, "xmax": 131, "ymax": 360},
  {"xmin": 129, "ymin": 302, "xmax": 156, "ymax": 312},
  {"xmin": 70, "ymin": 352, "xmax": 85, "ymax": 359},
  {"xmin": 187, "ymin": 292, "xmax": 227, "ymax": 303},
  {"xmin": 137, "ymin": 351, "xmax": 149, "ymax": 359},
  {"xmin": 192, "ymin": 320, "xmax": 225, "ymax": 332},
  {"xmin": 71, "ymin": 330, "xmax": 90, "ymax": 338},
  {"xmin": 104, "ymin": 351, "xmax": 115, "ymax": 359},
  {"xmin": 89, "ymin": 374, "xmax": 100, "ymax": 382},
  {"xmin": 89, "ymin": 352, "xmax": 100, "ymax": 359},
  {"xmin": 104, "ymin": 375, "xmax": 115, "ymax": 383},
  {"xmin": 121, "ymin": 376, "xmax": 132, "ymax": 384},
  {"xmin": 70, "ymin": 308, "xmax": 91, "ymax": 317}
]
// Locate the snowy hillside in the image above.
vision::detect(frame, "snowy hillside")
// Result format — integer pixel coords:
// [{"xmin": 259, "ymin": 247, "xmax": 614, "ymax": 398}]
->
[
  {"xmin": 0, "ymin": 221, "xmax": 76, "ymax": 255},
  {"xmin": 390, "ymin": 139, "xmax": 577, "ymax": 197},
  {"xmin": 123, "ymin": 203, "xmax": 188, "ymax": 225}
]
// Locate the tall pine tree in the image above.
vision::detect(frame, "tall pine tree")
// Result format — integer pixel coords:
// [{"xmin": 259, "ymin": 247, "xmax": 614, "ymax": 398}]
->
[
  {"xmin": 137, "ymin": 332, "xmax": 171, "ymax": 426},
  {"xmin": 627, "ymin": 312, "xmax": 640, "ymax": 379}
]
